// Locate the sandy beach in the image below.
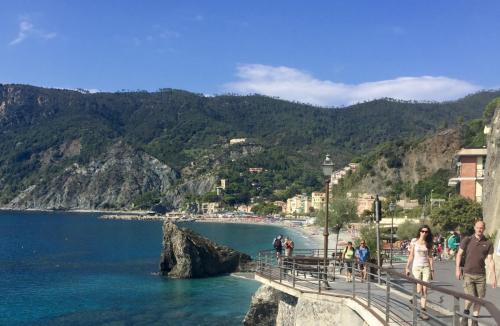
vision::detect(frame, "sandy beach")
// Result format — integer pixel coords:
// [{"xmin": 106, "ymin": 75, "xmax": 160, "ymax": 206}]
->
[{"xmin": 96, "ymin": 212, "xmax": 357, "ymax": 249}]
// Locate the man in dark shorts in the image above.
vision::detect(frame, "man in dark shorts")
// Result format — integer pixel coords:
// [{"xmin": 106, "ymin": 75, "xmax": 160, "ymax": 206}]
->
[
  {"xmin": 355, "ymin": 240, "xmax": 370, "ymax": 282},
  {"xmin": 455, "ymin": 221, "xmax": 497, "ymax": 326}
]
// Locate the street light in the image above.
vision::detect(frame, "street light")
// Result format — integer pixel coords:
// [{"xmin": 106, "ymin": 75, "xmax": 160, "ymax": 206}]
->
[
  {"xmin": 388, "ymin": 202, "xmax": 396, "ymax": 267},
  {"xmin": 430, "ymin": 189, "xmax": 434, "ymax": 214},
  {"xmin": 322, "ymin": 154, "xmax": 334, "ymax": 286}
]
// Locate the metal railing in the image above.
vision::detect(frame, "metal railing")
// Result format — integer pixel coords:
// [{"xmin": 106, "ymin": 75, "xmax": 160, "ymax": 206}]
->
[{"xmin": 256, "ymin": 249, "xmax": 500, "ymax": 326}]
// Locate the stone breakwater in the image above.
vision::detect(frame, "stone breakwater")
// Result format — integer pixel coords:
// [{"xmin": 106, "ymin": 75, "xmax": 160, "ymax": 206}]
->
[{"xmin": 99, "ymin": 214, "xmax": 166, "ymax": 221}]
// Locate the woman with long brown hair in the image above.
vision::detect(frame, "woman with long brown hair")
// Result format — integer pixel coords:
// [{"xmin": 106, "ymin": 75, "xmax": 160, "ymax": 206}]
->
[{"xmin": 405, "ymin": 224, "xmax": 434, "ymax": 320}]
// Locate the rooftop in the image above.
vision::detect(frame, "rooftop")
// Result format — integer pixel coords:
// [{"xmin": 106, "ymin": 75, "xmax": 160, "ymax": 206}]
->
[{"xmin": 456, "ymin": 148, "xmax": 487, "ymax": 156}]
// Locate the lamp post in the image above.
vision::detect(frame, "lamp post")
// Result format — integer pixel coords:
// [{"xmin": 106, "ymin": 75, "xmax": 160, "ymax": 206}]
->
[
  {"xmin": 388, "ymin": 202, "xmax": 396, "ymax": 268},
  {"xmin": 374, "ymin": 194, "xmax": 382, "ymax": 284},
  {"xmin": 430, "ymin": 189, "xmax": 434, "ymax": 214},
  {"xmin": 322, "ymin": 154, "xmax": 334, "ymax": 287}
]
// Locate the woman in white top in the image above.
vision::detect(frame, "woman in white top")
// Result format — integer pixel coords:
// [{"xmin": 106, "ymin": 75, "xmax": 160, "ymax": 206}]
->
[{"xmin": 405, "ymin": 225, "xmax": 434, "ymax": 320}]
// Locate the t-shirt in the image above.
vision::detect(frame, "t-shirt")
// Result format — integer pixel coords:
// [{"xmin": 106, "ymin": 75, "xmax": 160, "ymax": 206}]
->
[
  {"xmin": 448, "ymin": 235, "xmax": 460, "ymax": 250},
  {"xmin": 356, "ymin": 246, "xmax": 370, "ymax": 263},
  {"xmin": 343, "ymin": 247, "xmax": 355, "ymax": 261},
  {"xmin": 412, "ymin": 242, "xmax": 430, "ymax": 267},
  {"xmin": 461, "ymin": 235, "xmax": 493, "ymax": 275}
]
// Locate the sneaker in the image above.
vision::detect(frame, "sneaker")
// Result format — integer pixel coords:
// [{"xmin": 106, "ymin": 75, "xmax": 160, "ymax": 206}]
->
[{"xmin": 420, "ymin": 308, "xmax": 429, "ymax": 320}]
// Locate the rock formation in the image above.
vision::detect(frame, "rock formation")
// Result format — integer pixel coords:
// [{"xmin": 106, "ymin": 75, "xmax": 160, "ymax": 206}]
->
[
  {"xmin": 159, "ymin": 221, "xmax": 252, "ymax": 278},
  {"xmin": 483, "ymin": 104, "xmax": 500, "ymax": 286},
  {"xmin": 243, "ymin": 286, "xmax": 281, "ymax": 326},
  {"xmin": 243, "ymin": 285, "xmax": 369, "ymax": 325},
  {"xmin": 6, "ymin": 142, "xmax": 178, "ymax": 210}
]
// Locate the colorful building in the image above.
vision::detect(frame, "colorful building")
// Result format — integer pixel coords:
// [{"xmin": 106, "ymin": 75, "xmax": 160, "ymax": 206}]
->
[
  {"xmin": 311, "ymin": 192, "xmax": 326, "ymax": 212},
  {"xmin": 448, "ymin": 148, "xmax": 487, "ymax": 202}
]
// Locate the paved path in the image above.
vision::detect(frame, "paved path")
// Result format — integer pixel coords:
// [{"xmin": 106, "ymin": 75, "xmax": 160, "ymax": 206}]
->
[
  {"xmin": 388, "ymin": 259, "xmax": 500, "ymax": 305},
  {"xmin": 258, "ymin": 258, "xmax": 500, "ymax": 325}
]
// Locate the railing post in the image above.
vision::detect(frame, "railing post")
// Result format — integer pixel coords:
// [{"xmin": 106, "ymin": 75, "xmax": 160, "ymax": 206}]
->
[
  {"xmin": 318, "ymin": 261, "xmax": 321, "ymax": 293},
  {"xmin": 352, "ymin": 264, "xmax": 356, "ymax": 298},
  {"xmin": 292, "ymin": 257, "xmax": 296, "ymax": 288},
  {"xmin": 453, "ymin": 296, "xmax": 460, "ymax": 326},
  {"xmin": 385, "ymin": 273, "xmax": 391, "ymax": 323},
  {"xmin": 279, "ymin": 259, "xmax": 282, "ymax": 283},
  {"xmin": 367, "ymin": 271, "xmax": 371, "ymax": 308},
  {"xmin": 412, "ymin": 284, "xmax": 418, "ymax": 325}
]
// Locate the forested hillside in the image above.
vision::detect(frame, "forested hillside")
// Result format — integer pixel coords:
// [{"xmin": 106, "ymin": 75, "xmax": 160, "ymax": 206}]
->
[{"xmin": 1, "ymin": 84, "xmax": 499, "ymax": 209}]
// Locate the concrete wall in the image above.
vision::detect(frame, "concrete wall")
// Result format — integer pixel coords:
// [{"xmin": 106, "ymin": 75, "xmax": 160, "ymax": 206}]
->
[{"xmin": 247, "ymin": 276, "xmax": 383, "ymax": 326}]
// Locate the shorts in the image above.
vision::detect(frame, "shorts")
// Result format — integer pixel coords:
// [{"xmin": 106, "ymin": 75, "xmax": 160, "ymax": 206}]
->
[
  {"xmin": 345, "ymin": 261, "xmax": 353, "ymax": 273},
  {"xmin": 463, "ymin": 273, "xmax": 486, "ymax": 298},
  {"xmin": 412, "ymin": 266, "xmax": 431, "ymax": 282}
]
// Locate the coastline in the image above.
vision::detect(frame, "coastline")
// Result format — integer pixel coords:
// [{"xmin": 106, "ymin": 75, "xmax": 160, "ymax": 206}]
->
[{"xmin": 0, "ymin": 207, "xmax": 330, "ymax": 248}]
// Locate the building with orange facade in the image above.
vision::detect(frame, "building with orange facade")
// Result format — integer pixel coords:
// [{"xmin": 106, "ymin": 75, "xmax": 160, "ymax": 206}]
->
[{"xmin": 448, "ymin": 148, "xmax": 487, "ymax": 202}]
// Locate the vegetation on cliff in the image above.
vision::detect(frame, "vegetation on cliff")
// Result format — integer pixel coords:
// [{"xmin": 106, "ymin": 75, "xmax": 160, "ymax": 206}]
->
[{"xmin": 1, "ymin": 84, "xmax": 500, "ymax": 209}]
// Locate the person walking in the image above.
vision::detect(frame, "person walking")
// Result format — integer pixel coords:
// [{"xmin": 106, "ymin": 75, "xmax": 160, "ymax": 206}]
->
[
  {"xmin": 342, "ymin": 241, "xmax": 355, "ymax": 282},
  {"xmin": 355, "ymin": 240, "xmax": 370, "ymax": 282},
  {"xmin": 284, "ymin": 237, "xmax": 294, "ymax": 257},
  {"xmin": 273, "ymin": 235, "xmax": 283, "ymax": 261},
  {"xmin": 455, "ymin": 220, "xmax": 497, "ymax": 326},
  {"xmin": 405, "ymin": 225, "xmax": 434, "ymax": 320},
  {"xmin": 448, "ymin": 231, "xmax": 460, "ymax": 259}
]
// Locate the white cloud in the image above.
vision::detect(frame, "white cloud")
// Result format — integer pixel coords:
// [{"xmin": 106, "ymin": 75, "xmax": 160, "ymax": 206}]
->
[
  {"xmin": 9, "ymin": 18, "xmax": 57, "ymax": 46},
  {"xmin": 224, "ymin": 64, "xmax": 481, "ymax": 107}
]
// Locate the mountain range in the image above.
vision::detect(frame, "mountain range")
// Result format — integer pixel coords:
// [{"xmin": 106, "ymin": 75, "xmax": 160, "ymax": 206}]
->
[{"xmin": 1, "ymin": 83, "xmax": 499, "ymax": 210}]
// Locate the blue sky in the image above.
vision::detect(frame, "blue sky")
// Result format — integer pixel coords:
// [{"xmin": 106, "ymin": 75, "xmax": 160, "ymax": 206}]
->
[{"xmin": 1, "ymin": 0, "xmax": 500, "ymax": 106}]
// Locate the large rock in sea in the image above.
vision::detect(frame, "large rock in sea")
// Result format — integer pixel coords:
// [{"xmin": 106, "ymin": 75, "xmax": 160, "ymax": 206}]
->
[{"xmin": 159, "ymin": 221, "xmax": 253, "ymax": 278}]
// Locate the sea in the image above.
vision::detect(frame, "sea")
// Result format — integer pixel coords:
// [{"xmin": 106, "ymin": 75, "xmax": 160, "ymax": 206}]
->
[{"xmin": 0, "ymin": 211, "xmax": 314, "ymax": 325}]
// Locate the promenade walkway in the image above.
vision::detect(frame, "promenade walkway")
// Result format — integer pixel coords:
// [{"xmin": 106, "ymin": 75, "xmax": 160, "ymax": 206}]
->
[{"xmin": 255, "ymin": 250, "xmax": 500, "ymax": 326}]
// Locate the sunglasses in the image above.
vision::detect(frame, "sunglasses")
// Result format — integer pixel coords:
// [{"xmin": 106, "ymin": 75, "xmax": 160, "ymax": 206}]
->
[{"xmin": 420, "ymin": 230, "xmax": 429, "ymax": 233}]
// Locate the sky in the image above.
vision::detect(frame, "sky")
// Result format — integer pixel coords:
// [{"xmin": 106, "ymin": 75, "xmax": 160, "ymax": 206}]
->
[{"xmin": 1, "ymin": 0, "xmax": 500, "ymax": 107}]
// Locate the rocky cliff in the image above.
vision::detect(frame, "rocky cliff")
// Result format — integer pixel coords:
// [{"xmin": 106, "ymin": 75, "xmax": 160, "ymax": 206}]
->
[
  {"xmin": 243, "ymin": 285, "xmax": 369, "ymax": 325},
  {"xmin": 356, "ymin": 128, "xmax": 461, "ymax": 195},
  {"xmin": 159, "ymin": 221, "xmax": 253, "ymax": 278},
  {"xmin": 483, "ymin": 104, "xmax": 500, "ymax": 285},
  {"xmin": 5, "ymin": 142, "xmax": 179, "ymax": 210}
]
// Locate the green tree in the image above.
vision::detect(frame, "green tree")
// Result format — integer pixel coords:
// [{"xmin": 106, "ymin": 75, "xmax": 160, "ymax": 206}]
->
[
  {"xmin": 429, "ymin": 195, "xmax": 482, "ymax": 234},
  {"xmin": 396, "ymin": 220, "xmax": 420, "ymax": 241},
  {"xmin": 357, "ymin": 224, "xmax": 382, "ymax": 258},
  {"xmin": 251, "ymin": 202, "xmax": 281, "ymax": 215},
  {"xmin": 316, "ymin": 196, "xmax": 358, "ymax": 229}
]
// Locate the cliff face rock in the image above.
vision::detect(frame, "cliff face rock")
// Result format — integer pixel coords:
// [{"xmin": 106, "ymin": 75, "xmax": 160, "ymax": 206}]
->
[
  {"xmin": 483, "ymin": 105, "xmax": 500, "ymax": 286},
  {"xmin": 6, "ymin": 142, "xmax": 178, "ymax": 210},
  {"xmin": 357, "ymin": 128, "xmax": 461, "ymax": 195},
  {"xmin": 244, "ymin": 285, "xmax": 368, "ymax": 325},
  {"xmin": 400, "ymin": 128, "xmax": 461, "ymax": 183},
  {"xmin": 159, "ymin": 221, "xmax": 252, "ymax": 278},
  {"xmin": 164, "ymin": 175, "xmax": 217, "ymax": 208},
  {"xmin": 243, "ymin": 285, "xmax": 281, "ymax": 326}
]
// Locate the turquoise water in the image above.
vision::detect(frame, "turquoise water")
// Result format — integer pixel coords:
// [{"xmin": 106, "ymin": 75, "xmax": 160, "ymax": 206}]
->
[{"xmin": 0, "ymin": 211, "xmax": 312, "ymax": 325}]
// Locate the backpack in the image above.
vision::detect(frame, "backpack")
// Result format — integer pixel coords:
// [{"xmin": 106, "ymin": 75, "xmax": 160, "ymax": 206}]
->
[
  {"xmin": 459, "ymin": 236, "xmax": 471, "ymax": 268},
  {"xmin": 273, "ymin": 238, "xmax": 282, "ymax": 249}
]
